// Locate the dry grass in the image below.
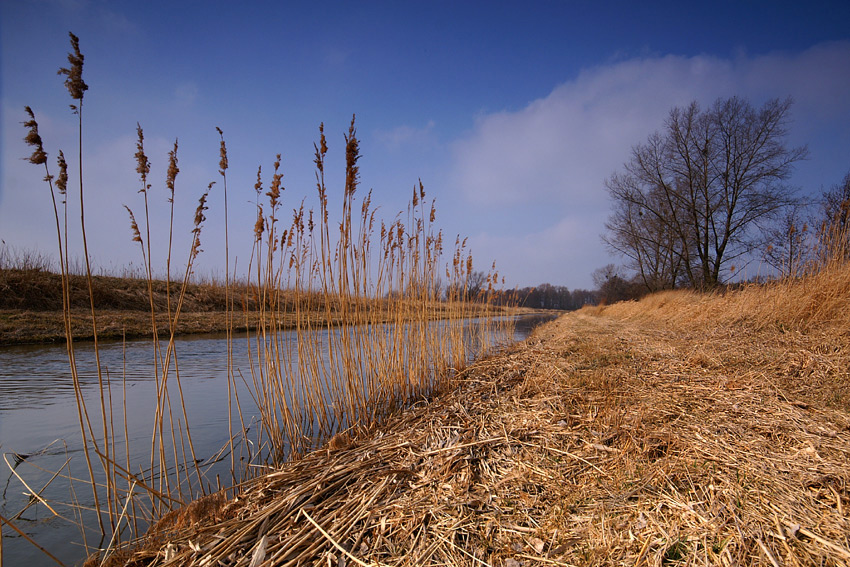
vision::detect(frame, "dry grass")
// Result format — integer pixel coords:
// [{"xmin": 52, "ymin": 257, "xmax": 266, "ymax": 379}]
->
[
  {"xmin": 96, "ymin": 265, "xmax": 850, "ymax": 566},
  {"xmin": 604, "ymin": 260, "xmax": 850, "ymax": 335}
]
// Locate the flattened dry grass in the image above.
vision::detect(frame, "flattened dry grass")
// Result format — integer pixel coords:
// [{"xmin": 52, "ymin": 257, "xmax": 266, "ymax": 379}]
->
[{"xmin": 100, "ymin": 266, "xmax": 850, "ymax": 566}]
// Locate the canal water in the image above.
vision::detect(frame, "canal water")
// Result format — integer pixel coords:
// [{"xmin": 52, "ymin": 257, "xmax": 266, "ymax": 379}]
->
[{"xmin": 0, "ymin": 315, "xmax": 552, "ymax": 566}]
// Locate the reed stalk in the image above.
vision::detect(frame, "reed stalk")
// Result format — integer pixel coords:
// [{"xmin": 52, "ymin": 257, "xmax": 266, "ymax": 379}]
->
[{"xmin": 18, "ymin": 33, "xmax": 515, "ymax": 563}]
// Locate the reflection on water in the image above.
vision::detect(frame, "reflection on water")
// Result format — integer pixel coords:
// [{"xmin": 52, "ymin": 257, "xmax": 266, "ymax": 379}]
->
[{"xmin": 0, "ymin": 314, "xmax": 552, "ymax": 566}]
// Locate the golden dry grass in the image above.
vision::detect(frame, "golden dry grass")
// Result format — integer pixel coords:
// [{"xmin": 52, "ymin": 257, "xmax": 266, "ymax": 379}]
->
[
  {"xmin": 604, "ymin": 260, "xmax": 850, "ymax": 335},
  {"xmin": 95, "ymin": 265, "xmax": 850, "ymax": 566}
]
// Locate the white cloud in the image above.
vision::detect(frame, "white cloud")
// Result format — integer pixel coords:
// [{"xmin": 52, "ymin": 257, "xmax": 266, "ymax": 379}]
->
[{"xmin": 450, "ymin": 42, "xmax": 850, "ymax": 288}]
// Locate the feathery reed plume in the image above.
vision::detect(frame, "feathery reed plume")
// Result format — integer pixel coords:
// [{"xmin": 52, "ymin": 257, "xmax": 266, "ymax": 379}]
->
[
  {"xmin": 124, "ymin": 206, "xmax": 143, "ymax": 244},
  {"xmin": 57, "ymin": 32, "xmax": 88, "ymax": 104},
  {"xmin": 254, "ymin": 206, "xmax": 265, "ymax": 242},
  {"xmin": 343, "ymin": 115, "xmax": 360, "ymax": 204},
  {"xmin": 166, "ymin": 141, "xmax": 179, "ymax": 200},
  {"xmin": 56, "ymin": 151, "xmax": 68, "ymax": 198},
  {"xmin": 192, "ymin": 185, "xmax": 212, "ymax": 257},
  {"xmin": 23, "ymin": 106, "xmax": 48, "ymax": 166},
  {"xmin": 135, "ymin": 124, "xmax": 151, "ymax": 189},
  {"xmin": 216, "ymin": 127, "xmax": 228, "ymax": 175}
]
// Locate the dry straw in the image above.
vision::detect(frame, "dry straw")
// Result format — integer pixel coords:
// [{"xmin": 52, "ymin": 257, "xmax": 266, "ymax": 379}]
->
[{"xmin": 94, "ymin": 264, "xmax": 850, "ymax": 564}]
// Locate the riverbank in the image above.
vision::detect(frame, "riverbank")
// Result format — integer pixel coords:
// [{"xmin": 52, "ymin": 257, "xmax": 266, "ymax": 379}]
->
[
  {"xmin": 0, "ymin": 306, "xmax": 538, "ymax": 345},
  {"xmin": 0, "ymin": 268, "xmax": 535, "ymax": 345},
  {"xmin": 0, "ymin": 267, "xmax": 240, "ymax": 344},
  {"xmin": 96, "ymin": 265, "xmax": 850, "ymax": 566}
]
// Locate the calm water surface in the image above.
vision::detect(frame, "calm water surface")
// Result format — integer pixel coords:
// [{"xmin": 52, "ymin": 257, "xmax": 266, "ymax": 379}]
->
[{"xmin": 0, "ymin": 316, "xmax": 549, "ymax": 566}]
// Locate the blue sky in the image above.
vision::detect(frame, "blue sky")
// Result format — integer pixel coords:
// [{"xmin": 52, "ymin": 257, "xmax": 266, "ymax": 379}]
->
[{"xmin": 2, "ymin": 1, "xmax": 849, "ymax": 289}]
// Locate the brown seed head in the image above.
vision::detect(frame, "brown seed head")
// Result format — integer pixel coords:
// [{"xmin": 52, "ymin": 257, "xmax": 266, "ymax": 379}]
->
[
  {"xmin": 194, "ymin": 191, "xmax": 209, "ymax": 228},
  {"xmin": 23, "ymin": 107, "xmax": 48, "ymax": 165},
  {"xmin": 254, "ymin": 206, "xmax": 265, "ymax": 241},
  {"xmin": 57, "ymin": 32, "xmax": 88, "ymax": 102},
  {"xmin": 56, "ymin": 151, "xmax": 68, "ymax": 198},
  {"xmin": 166, "ymin": 140, "xmax": 179, "ymax": 200},
  {"xmin": 362, "ymin": 190, "xmax": 372, "ymax": 217},
  {"xmin": 124, "ymin": 206, "xmax": 143, "ymax": 243},
  {"xmin": 267, "ymin": 154, "xmax": 283, "ymax": 207},
  {"xmin": 135, "ymin": 124, "xmax": 150, "ymax": 186},
  {"xmin": 344, "ymin": 115, "xmax": 360, "ymax": 197},
  {"xmin": 215, "ymin": 127, "xmax": 228, "ymax": 175},
  {"xmin": 314, "ymin": 123, "xmax": 328, "ymax": 174}
]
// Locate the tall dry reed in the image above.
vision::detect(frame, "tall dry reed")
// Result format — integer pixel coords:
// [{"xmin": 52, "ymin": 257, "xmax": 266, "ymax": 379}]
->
[{"xmin": 13, "ymin": 31, "xmax": 515, "ymax": 564}]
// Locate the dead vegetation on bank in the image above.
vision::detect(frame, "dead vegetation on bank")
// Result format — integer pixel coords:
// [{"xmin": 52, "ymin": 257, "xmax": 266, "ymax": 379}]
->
[
  {"xmin": 0, "ymin": 269, "xmax": 513, "ymax": 345},
  {"xmin": 95, "ymin": 265, "xmax": 850, "ymax": 567},
  {"xmin": 0, "ymin": 300, "xmax": 513, "ymax": 345}
]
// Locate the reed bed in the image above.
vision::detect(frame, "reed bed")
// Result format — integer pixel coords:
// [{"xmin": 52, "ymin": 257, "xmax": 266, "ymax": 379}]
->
[
  {"xmin": 6, "ymin": 31, "xmax": 515, "ymax": 564},
  {"xmin": 92, "ymin": 274, "xmax": 850, "ymax": 565}
]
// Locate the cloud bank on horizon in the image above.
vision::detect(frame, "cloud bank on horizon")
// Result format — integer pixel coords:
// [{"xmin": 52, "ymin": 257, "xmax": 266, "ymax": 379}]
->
[{"xmin": 450, "ymin": 42, "xmax": 850, "ymax": 288}]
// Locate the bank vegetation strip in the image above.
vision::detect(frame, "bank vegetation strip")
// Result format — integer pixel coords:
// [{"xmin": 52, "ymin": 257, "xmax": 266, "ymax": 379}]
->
[
  {"xmin": 0, "ymin": 270, "xmax": 523, "ymax": 345},
  {"xmin": 99, "ymin": 264, "xmax": 850, "ymax": 566}
]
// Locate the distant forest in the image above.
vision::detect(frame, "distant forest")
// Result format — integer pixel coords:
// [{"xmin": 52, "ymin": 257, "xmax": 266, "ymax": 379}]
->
[{"xmin": 492, "ymin": 284, "xmax": 598, "ymax": 311}]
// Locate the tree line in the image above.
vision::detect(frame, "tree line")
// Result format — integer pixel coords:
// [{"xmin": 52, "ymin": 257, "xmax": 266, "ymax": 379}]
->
[
  {"xmin": 602, "ymin": 95, "xmax": 848, "ymax": 293},
  {"xmin": 477, "ymin": 283, "xmax": 595, "ymax": 310}
]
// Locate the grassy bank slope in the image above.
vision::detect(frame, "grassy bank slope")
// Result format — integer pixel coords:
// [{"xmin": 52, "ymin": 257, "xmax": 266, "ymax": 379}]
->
[
  {"xmin": 0, "ymin": 268, "xmax": 241, "ymax": 344},
  {"xmin": 0, "ymin": 269, "xmax": 515, "ymax": 345},
  {"xmin": 98, "ymin": 265, "xmax": 850, "ymax": 566}
]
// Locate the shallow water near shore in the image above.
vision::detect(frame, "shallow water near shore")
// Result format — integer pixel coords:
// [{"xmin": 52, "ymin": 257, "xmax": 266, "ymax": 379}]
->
[{"xmin": 0, "ymin": 314, "xmax": 551, "ymax": 566}]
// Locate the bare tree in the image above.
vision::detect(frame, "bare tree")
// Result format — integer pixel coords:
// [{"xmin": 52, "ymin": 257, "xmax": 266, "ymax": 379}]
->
[
  {"xmin": 817, "ymin": 170, "xmax": 850, "ymax": 261},
  {"xmin": 603, "ymin": 175, "xmax": 686, "ymax": 291},
  {"xmin": 444, "ymin": 269, "xmax": 488, "ymax": 302},
  {"xmin": 592, "ymin": 264, "xmax": 644, "ymax": 304},
  {"xmin": 604, "ymin": 97, "xmax": 807, "ymax": 289},
  {"xmin": 763, "ymin": 204, "xmax": 813, "ymax": 278}
]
